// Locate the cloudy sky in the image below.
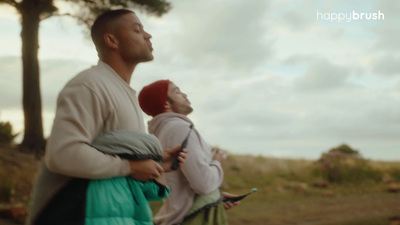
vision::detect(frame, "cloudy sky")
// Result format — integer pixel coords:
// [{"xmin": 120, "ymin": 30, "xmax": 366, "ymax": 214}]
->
[{"xmin": 0, "ymin": 0, "xmax": 399, "ymax": 161}]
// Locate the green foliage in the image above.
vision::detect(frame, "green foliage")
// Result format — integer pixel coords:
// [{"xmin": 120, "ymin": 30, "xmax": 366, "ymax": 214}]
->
[
  {"xmin": 0, "ymin": 173, "xmax": 13, "ymax": 202},
  {"xmin": 329, "ymin": 144, "xmax": 360, "ymax": 155},
  {"xmin": 0, "ymin": 121, "xmax": 18, "ymax": 144},
  {"xmin": 314, "ymin": 144, "xmax": 382, "ymax": 183},
  {"xmin": 389, "ymin": 167, "xmax": 400, "ymax": 182},
  {"xmin": 63, "ymin": 0, "xmax": 172, "ymax": 29}
]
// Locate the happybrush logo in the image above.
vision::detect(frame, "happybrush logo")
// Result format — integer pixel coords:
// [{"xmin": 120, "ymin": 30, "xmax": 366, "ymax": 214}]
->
[{"xmin": 317, "ymin": 10, "xmax": 385, "ymax": 22}]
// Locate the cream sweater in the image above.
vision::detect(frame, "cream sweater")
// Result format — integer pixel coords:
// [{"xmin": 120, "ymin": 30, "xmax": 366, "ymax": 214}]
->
[
  {"xmin": 27, "ymin": 60, "xmax": 145, "ymax": 225},
  {"xmin": 149, "ymin": 113, "xmax": 224, "ymax": 225},
  {"xmin": 45, "ymin": 60, "xmax": 145, "ymax": 178}
]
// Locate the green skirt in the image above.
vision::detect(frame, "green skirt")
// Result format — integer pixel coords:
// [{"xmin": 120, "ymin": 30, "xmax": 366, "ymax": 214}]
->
[{"xmin": 183, "ymin": 202, "xmax": 227, "ymax": 225}]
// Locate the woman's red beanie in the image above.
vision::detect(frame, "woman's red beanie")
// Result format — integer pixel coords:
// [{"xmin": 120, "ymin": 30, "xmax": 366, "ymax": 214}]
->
[{"xmin": 138, "ymin": 80, "xmax": 170, "ymax": 117}]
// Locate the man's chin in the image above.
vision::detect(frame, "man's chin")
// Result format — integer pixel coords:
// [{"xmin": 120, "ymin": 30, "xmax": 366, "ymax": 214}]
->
[
  {"xmin": 186, "ymin": 107, "xmax": 194, "ymax": 115},
  {"xmin": 140, "ymin": 54, "xmax": 154, "ymax": 63}
]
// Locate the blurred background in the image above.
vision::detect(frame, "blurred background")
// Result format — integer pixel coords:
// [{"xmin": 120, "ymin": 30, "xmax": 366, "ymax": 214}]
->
[{"xmin": 0, "ymin": 0, "xmax": 399, "ymax": 160}]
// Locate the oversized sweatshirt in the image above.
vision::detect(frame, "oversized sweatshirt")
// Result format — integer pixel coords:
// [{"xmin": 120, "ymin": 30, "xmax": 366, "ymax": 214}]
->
[
  {"xmin": 27, "ymin": 60, "xmax": 146, "ymax": 225},
  {"xmin": 149, "ymin": 113, "xmax": 224, "ymax": 225}
]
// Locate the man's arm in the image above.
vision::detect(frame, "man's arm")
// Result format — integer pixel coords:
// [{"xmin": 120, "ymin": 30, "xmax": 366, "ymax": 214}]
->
[
  {"xmin": 180, "ymin": 133, "xmax": 224, "ymax": 195},
  {"xmin": 46, "ymin": 84, "xmax": 130, "ymax": 179}
]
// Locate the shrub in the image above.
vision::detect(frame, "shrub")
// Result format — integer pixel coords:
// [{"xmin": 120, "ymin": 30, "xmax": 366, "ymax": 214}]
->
[
  {"xmin": 314, "ymin": 144, "xmax": 381, "ymax": 183},
  {"xmin": 329, "ymin": 143, "xmax": 360, "ymax": 155},
  {"xmin": 389, "ymin": 167, "xmax": 400, "ymax": 182},
  {"xmin": 0, "ymin": 121, "xmax": 18, "ymax": 144},
  {"xmin": 0, "ymin": 173, "xmax": 13, "ymax": 202}
]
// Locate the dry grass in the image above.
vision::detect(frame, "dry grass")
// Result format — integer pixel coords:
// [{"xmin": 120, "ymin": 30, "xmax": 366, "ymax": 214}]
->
[
  {"xmin": 225, "ymin": 186, "xmax": 400, "ymax": 225},
  {"xmin": 0, "ymin": 145, "xmax": 39, "ymax": 204},
  {"xmin": 1, "ymin": 146, "xmax": 400, "ymax": 225},
  {"xmin": 150, "ymin": 154, "xmax": 400, "ymax": 225},
  {"xmin": 221, "ymin": 154, "xmax": 400, "ymax": 225}
]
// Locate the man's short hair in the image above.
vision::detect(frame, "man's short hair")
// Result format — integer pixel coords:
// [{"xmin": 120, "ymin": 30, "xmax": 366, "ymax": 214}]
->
[{"xmin": 91, "ymin": 9, "xmax": 134, "ymax": 50}]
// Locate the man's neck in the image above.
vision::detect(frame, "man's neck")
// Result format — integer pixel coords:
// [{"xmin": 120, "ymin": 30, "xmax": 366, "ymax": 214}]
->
[
  {"xmin": 114, "ymin": 64, "xmax": 135, "ymax": 83},
  {"xmin": 102, "ymin": 57, "xmax": 137, "ymax": 84}
]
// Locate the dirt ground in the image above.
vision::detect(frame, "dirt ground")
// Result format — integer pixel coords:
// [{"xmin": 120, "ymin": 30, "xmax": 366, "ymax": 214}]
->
[
  {"xmin": 0, "ymin": 218, "xmax": 21, "ymax": 225},
  {"xmin": 226, "ymin": 191, "xmax": 400, "ymax": 225},
  {"xmin": 2, "ymin": 193, "xmax": 399, "ymax": 225}
]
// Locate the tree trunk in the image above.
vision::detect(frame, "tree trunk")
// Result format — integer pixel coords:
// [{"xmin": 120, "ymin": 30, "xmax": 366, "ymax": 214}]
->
[{"xmin": 19, "ymin": 1, "xmax": 46, "ymax": 155}]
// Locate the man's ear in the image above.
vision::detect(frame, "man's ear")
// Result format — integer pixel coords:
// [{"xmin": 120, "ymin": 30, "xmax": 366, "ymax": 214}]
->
[
  {"xmin": 104, "ymin": 33, "xmax": 118, "ymax": 49},
  {"xmin": 164, "ymin": 100, "xmax": 172, "ymax": 112}
]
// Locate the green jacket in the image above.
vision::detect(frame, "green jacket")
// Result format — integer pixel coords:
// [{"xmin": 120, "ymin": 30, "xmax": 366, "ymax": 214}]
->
[
  {"xmin": 32, "ymin": 130, "xmax": 169, "ymax": 225},
  {"xmin": 85, "ymin": 130, "xmax": 170, "ymax": 225},
  {"xmin": 85, "ymin": 176, "xmax": 168, "ymax": 225}
]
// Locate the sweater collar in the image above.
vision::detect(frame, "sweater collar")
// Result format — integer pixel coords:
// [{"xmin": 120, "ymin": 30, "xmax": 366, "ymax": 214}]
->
[{"xmin": 97, "ymin": 60, "xmax": 137, "ymax": 94}]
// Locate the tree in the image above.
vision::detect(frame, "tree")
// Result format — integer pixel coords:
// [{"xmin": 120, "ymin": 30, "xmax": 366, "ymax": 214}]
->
[{"xmin": 0, "ymin": 0, "xmax": 171, "ymax": 155}]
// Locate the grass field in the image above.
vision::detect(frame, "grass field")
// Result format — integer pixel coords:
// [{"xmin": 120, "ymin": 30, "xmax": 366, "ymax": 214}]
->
[
  {"xmin": 149, "ymin": 154, "xmax": 400, "ymax": 225},
  {"xmin": 1, "ymin": 145, "xmax": 400, "ymax": 225},
  {"xmin": 221, "ymin": 155, "xmax": 400, "ymax": 225}
]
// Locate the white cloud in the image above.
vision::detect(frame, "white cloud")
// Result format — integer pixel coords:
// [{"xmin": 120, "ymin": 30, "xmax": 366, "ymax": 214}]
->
[
  {"xmin": 0, "ymin": 57, "xmax": 22, "ymax": 109},
  {"xmin": 373, "ymin": 55, "xmax": 400, "ymax": 76},
  {"xmin": 138, "ymin": 0, "xmax": 273, "ymax": 73},
  {"xmin": 293, "ymin": 57, "xmax": 353, "ymax": 91}
]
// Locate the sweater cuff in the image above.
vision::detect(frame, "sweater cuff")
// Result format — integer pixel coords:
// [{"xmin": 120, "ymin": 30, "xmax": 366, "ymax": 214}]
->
[
  {"xmin": 121, "ymin": 159, "xmax": 131, "ymax": 176},
  {"xmin": 210, "ymin": 160, "xmax": 222, "ymax": 167}
]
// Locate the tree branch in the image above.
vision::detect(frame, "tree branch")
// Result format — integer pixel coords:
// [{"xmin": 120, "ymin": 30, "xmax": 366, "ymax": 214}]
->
[
  {"xmin": 0, "ymin": 0, "xmax": 19, "ymax": 9},
  {"xmin": 41, "ymin": 12, "xmax": 72, "ymax": 21}
]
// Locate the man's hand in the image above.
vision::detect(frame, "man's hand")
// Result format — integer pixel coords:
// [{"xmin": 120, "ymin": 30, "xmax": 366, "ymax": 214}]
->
[
  {"xmin": 161, "ymin": 145, "xmax": 187, "ymax": 172},
  {"xmin": 222, "ymin": 192, "xmax": 240, "ymax": 210},
  {"xmin": 129, "ymin": 159, "xmax": 164, "ymax": 181}
]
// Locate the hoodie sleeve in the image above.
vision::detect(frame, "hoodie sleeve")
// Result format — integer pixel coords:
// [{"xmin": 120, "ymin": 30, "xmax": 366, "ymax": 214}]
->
[
  {"xmin": 160, "ymin": 121, "xmax": 224, "ymax": 195},
  {"xmin": 180, "ymin": 132, "xmax": 224, "ymax": 194}
]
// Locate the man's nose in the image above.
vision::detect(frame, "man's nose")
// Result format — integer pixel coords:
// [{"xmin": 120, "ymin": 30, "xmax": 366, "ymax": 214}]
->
[{"xmin": 144, "ymin": 31, "xmax": 152, "ymax": 39}]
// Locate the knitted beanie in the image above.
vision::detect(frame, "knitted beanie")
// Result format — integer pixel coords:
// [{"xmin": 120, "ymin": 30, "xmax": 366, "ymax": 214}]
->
[{"xmin": 138, "ymin": 80, "xmax": 170, "ymax": 117}]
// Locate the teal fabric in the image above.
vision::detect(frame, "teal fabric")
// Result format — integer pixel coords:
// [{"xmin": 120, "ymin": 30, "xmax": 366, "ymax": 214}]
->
[
  {"xmin": 85, "ymin": 129, "xmax": 169, "ymax": 225},
  {"xmin": 85, "ymin": 177, "xmax": 169, "ymax": 225}
]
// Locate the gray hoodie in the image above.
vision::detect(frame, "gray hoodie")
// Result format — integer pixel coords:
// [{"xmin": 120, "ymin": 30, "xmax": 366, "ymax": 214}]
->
[{"xmin": 149, "ymin": 113, "xmax": 224, "ymax": 225}]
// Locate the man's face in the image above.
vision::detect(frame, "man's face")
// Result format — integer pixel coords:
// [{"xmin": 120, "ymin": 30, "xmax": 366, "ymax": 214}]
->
[
  {"xmin": 167, "ymin": 82, "xmax": 193, "ymax": 115},
  {"xmin": 114, "ymin": 13, "xmax": 154, "ymax": 63}
]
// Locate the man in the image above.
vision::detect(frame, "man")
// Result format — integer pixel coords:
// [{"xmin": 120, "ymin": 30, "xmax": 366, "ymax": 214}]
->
[
  {"xmin": 26, "ymin": 9, "xmax": 185, "ymax": 225},
  {"xmin": 138, "ymin": 80, "xmax": 239, "ymax": 225}
]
